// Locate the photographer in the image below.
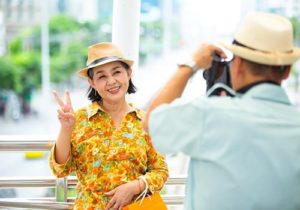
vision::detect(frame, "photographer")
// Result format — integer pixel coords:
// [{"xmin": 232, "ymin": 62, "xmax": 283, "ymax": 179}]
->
[{"xmin": 144, "ymin": 12, "xmax": 300, "ymax": 210}]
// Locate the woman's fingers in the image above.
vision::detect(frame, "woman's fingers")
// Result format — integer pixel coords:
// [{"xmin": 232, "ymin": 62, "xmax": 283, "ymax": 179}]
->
[
  {"xmin": 105, "ymin": 188, "xmax": 119, "ymax": 210},
  {"xmin": 105, "ymin": 198, "xmax": 116, "ymax": 210},
  {"xmin": 65, "ymin": 91, "xmax": 74, "ymax": 112},
  {"xmin": 57, "ymin": 110, "xmax": 74, "ymax": 121},
  {"xmin": 53, "ymin": 91, "xmax": 65, "ymax": 108},
  {"xmin": 105, "ymin": 188, "xmax": 117, "ymax": 196},
  {"xmin": 53, "ymin": 90, "xmax": 74, "ymax": 113}
]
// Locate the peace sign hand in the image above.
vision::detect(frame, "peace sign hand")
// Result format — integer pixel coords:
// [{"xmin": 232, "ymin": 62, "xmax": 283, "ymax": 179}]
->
[{"xmin": 53, "ymin": 90, "xmax": 75, "ymax": 131}]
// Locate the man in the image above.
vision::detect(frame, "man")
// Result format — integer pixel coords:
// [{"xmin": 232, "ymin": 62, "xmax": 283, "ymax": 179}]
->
[{"xmin": 144, "ymin": 12, "xmax": 300, "ymax": 210}]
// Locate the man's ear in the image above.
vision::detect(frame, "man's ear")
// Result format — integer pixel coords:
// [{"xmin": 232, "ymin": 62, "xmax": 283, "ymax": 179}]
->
[
  {"xmin": 234, "ymin": 56, "xmax": 243, "ymax": 76},
  {"xmin": 231, "ymin": 56, "xmax": 243, "ymax": 79},
  {"xmin": 88, "ymin": 77, "xmax": 95, "ymax": 88},
  {"xmin": 283, "ymin": 66, "xmax": 291, "ymax": 80}
]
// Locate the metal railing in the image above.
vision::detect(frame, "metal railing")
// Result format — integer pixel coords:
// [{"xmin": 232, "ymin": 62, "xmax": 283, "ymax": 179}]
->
[{"xmin": 0, "ymin": 136, "xmax": 186, "ymax": 209}]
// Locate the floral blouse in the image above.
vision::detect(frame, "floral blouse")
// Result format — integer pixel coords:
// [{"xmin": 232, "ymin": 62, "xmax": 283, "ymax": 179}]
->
[{"xmin": 49, "ymin": 102, "xmax": 169, "ymax": 210}]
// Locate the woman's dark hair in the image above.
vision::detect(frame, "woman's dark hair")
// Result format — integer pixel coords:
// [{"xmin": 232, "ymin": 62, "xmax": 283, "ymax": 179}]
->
[{"xmin": 87, "ymin": 61, "xmax": 137, "ymax": 102}]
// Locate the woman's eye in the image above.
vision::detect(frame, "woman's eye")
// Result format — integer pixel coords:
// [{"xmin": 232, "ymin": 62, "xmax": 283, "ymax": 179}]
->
[
  {"xmin": 98, "ymin": 75, "xmax": 106, "ymax": 80},
  {"xmin": 113, "ymin": 71, "xmax": 121, "ymax": 75}
]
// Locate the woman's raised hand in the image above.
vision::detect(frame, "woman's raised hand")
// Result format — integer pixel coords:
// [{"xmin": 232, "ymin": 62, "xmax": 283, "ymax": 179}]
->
[{"xmin": 53, "ymin": 90, "xmax": 75, "ymax": 131}]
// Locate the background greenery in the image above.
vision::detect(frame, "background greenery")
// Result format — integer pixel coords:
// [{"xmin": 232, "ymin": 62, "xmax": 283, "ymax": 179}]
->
[
  {"xmin": 0, "ymin": 14, "xmax": 299, "ymax": 97},
  {"xmin": 0, "ymin": 15, "xmax": 165, "ymax": 94}
]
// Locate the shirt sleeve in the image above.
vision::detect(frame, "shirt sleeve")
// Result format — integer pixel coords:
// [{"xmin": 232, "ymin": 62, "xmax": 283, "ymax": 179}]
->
[
  {"xmin": 49, "ymin": 144, "xmax": 75, "ymax": 177},
  {"xmin": 141, "ymin": 134, "xmax": 169, "ymax": 194},
  {"xmin": 149, "ymin": 98, "xmax": 206, "ymax": 158}
]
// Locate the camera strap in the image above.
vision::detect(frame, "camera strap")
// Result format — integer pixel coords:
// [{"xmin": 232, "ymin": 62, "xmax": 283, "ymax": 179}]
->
[{"xmin": 206, "ymin": 83, "xmax": 236, "ymax": 97}]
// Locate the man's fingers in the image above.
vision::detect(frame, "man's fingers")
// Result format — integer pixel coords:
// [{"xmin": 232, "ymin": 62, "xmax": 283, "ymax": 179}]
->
[
  {"xmin": 219, "ymin": 90, "xmax": 228, "ymax": 97},
  {"xmin": 214, "ymin": 46, "xmax": 227, "ymax": 59},
  {"xmin": 53, "ymin": 91, "xmax": 65, "ymax": 108}
]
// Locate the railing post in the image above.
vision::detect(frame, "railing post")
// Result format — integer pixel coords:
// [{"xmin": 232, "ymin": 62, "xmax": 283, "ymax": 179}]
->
[{"xmin": 55, "ymin": 177, "xmax": 68, "ymax": 202}]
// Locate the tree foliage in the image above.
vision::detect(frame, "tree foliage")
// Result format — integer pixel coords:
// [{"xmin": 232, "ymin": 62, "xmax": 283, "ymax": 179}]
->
[
  {"xmin": 0, "ymin": 57, "xmax": 22, "ymax": 92},
  {"xmin": 2, "ymin": 15, "xmax": 106, "ymax": 94}
]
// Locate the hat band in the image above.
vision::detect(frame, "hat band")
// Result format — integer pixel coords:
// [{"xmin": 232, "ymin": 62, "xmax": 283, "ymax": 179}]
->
[
  {"xmin": 232, "ymin": 40, "xmax": 293, "ymax": 54},
  {"xmin": 232, "ymin": 40, "xmax": 269, "ymax": 53},
  {"xmin": 88, "ymin": 56, "xmax": 124, "ymax": 68}
]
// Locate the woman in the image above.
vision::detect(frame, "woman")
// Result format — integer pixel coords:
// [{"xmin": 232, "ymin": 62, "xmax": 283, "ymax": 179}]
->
[{"xmin": 49, "ymin": 42, "xmax": 169, "ymax": 210}]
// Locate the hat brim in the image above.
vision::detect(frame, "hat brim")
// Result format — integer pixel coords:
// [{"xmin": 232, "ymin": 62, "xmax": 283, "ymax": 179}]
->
[
  {"xmin": 77, "ymin": 57, "xmax": 134, "ymax": 78},
  {"xmin": 220, "ymin": 42, "xmax": 300, "ymax": 65}
]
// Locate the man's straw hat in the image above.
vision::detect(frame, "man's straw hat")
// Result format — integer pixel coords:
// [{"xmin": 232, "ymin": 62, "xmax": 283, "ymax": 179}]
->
[{"xmin": 221, "ymin": 12, "xmax": 300, "ymax": 65}]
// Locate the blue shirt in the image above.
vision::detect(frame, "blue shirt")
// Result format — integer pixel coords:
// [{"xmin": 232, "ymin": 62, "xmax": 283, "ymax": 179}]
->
[{"xmin": 149, "ymin": 84, "xmax": 300, "ymax": 210}]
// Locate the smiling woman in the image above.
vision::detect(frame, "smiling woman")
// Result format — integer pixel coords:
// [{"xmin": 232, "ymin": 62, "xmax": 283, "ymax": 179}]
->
[
  {"xmin": 49, "ymin": 42, "xmax": 169, "ymax": 210},
  {"xmin": 87, "ymin": 61, "xmax": 136, "ymax": 103}
]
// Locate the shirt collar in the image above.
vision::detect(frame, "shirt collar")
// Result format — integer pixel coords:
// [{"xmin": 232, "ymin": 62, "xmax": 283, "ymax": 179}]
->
[
  {"xmin": 236, "ymin": 80, "xmax": 279, "ymax": 94},
  {"xmin": 240, "ymin": 83, "xmax": 292, "ymax": 105},
  {"xmin": 86, "ymin": 101, "xmax": 144, "ymax": 120}
]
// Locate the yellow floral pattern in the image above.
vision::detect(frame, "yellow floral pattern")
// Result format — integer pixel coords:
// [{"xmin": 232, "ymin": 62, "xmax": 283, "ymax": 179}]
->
[{"xmin": 49, "ymin": 102, "xmax": 169, "ymax": 209}]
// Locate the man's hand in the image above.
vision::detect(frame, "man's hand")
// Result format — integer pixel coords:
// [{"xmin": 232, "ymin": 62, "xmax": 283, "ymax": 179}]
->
[
  {"xmin": 193, "ymin": 43, "xmax": 227, "ymax": 70},
  {"xmin": 143, "ymin": 43, "xmax": 227, "ymax": 134},
  {"xmin": 104, "ymin": 180, "xmax": 141, "ymax": 210}
]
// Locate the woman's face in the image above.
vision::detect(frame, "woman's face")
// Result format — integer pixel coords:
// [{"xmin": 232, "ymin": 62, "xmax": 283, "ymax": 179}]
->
[{"xmin": 88, "ymin": 61, "xmax": 132, "ymax": 103}]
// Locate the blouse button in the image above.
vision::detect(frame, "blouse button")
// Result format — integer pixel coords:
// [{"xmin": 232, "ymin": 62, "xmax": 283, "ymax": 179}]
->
[{"xmin": 127, "ymin": 122, "xmax": 133, "ymax": 128}]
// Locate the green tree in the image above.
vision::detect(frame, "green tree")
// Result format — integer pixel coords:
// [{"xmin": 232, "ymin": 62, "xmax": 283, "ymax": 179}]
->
[
  {"xmin": 5, "ymin": 14, "xmax": 111, "ymax": 95},
  {"xmin": 290, "ymin": 17, "xmax": 300, "ymax": 92},
  {"xmin": 0, "ymin": 57, "xmax": 22, "ymax": 92},
  {"xmin": 51, "ymin": 42, "xmax": 87, "ymax": 83},
  {"xmin": 140, "ymin": 20, "xmax": 163, "ymax": 64},
  {"xmin": 11, "ymin": 51, "xmax": 41, "ymax": 92}
]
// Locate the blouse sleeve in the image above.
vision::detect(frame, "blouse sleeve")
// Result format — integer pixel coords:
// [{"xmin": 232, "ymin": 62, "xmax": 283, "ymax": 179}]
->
[
  {"xmin": 141, "ymin": 134, "xmax": 169, "ymax": 193},
  {"xmin": 49, "ymin": 144, "xmax": 75, "ymax": 177}
]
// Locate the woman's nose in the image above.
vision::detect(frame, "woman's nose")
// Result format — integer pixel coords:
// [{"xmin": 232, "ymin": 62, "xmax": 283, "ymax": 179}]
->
[{"xmin": 107, "ymin": 76, "xmax": 117, "ymax": 85}]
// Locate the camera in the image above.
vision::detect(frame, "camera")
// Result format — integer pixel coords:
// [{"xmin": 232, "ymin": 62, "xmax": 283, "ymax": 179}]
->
[{"xmin": 203, "ymin": 54, "xmax": 234, "ymax": 97}]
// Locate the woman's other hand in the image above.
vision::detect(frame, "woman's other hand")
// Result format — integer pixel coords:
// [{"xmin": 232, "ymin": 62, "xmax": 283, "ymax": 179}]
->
[{"xmin": 104, "ymin": 180, "xmax": 143, "ymax": 210}]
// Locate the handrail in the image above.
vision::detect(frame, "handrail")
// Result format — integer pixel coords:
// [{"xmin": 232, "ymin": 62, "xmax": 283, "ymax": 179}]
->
[
  {"xmin": 0, "ymin": 137, "xmax": 186, "ymax": 209},
  {"xmin": 0, "ymin": 176, "xmax": 56, "ymax": 188},
  {"xmin": 0, "ymin": 198, "xmax": 73, "ymax": 210},
  {"xmin": 0, "ymin": 195, "xmax": 184, "ymax": 209},
  {"xmin": 0, "ymin": 135, "xmax": 55, "ymax": 151},
  {"xmin": 0, "ymin": 176, "xmax": 187, "ymax": 188}
]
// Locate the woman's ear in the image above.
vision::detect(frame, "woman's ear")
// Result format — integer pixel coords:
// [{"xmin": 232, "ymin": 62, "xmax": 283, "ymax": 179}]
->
[
  {"xmin": 127, "ymin": 68, "xmax": 132, "ymax": 79},
  {"xmin": 88, "ymin": 78, "xmax": 95, "ymax": 89}
]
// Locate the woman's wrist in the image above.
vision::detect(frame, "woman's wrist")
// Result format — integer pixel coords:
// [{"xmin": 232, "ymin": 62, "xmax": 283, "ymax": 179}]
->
[
  {"xmin": 138, "ymin": 177, "xmax": 146, "ymax": 193},
  {"xmin": 132, "ymin": 179, "xmax": 145, "ymax": 195}
]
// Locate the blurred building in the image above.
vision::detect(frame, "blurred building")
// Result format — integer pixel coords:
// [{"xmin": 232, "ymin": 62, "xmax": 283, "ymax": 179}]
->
[
  {"xmin": 287, "ymin": 0, "xmax": 300, "ymax": 17},
  {"xmin": 0, "ymin": 0, "xmax": 108, "ymax": 55},
  {"xmin": 0, "ymin": 0, "xmax": 41, "ymax": 45},
  {"xmin": 0, "ymin": 10, "xmax": 5, "ymax": 55},
  {"xmin": 256, "ymin": 0, "xmax": 300, "ymax": 17}
]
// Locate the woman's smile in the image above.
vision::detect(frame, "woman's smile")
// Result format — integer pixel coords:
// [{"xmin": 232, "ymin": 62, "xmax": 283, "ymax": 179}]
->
[{"xmin": 107, "ymin": 85, "xmax": 121, "ymax": 94}]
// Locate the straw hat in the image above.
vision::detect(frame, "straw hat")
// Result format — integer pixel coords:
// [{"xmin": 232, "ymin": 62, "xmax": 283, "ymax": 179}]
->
[
  {"xmin": 77, "ymin": 42, "xmax": 134, "ymax": 77},
  {"xmin": 221, "ymin": 12, "xmax": 300, "ymax": 65}
]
